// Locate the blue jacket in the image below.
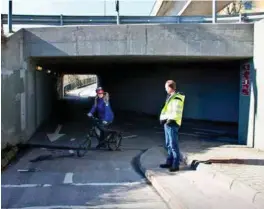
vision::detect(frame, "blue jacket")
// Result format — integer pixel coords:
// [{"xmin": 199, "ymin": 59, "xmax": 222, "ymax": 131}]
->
[{"xmin": 89, "ymin": 92, "xmax": 114, "ymax": 123}]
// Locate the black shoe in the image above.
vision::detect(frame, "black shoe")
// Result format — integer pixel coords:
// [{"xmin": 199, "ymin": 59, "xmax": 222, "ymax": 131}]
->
[
  {"xmin": 159, "ymin": 164, "xmax": 171, "ymax": 169},
  {"xmin": 169, "ymin": 166, "xmax": 179, "ymax": 172}
]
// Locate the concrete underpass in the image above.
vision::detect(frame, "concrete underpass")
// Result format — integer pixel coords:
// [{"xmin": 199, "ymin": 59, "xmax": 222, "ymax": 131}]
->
[
  {"xmin": 24, "ymin": 56, "xmax": 240, "ymax": 149},
  {"xmin": 1, "ymin": 22, "xmax": 264, "ymax": 152},
  {"xmin": 2, "ymin": 21, "xmax": 264, "ymax": 209}
]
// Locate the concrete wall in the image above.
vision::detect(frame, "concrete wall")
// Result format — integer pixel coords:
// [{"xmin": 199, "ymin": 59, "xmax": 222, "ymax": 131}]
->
[
  {"xmin": 238, "ymin": 59, "xmax": 255, "ymax": 146},
  {"xmin": 1, "ymin": 30, "xmax": 25, "ymax": 148},
  {"xmin": 238, "ymin": 20, "xmax": 264, "ymax": 150},
  {"xmin": 253, "ymin": 20, "xmax": 264, "ymax": 150},
  {"xmin": 103, "ymin": 63, "xmax": 240, "ymax": 123},
  {"xmin": 36, "ymin": 71, "xmax": 56, "ymax": 127},
  {"xmin": 1, "ymin": 30, "xmax": 56, "ymax": 149},
  {"xmin": 23, "ymin": 24, "xmax": 253, "ymax": 58},
  {"xmin": 0, "ymin": 23, "xmax": 256, "ymax": 149}
]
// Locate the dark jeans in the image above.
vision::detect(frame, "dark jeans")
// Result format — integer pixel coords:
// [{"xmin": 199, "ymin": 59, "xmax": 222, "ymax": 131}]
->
[
  {"xmin": 94, "ymin": 121, "xmax": 111, "ymax": 144},
  {"xmin": 164, "ymin": 123, "xmax": 181, "ymax": 168}
]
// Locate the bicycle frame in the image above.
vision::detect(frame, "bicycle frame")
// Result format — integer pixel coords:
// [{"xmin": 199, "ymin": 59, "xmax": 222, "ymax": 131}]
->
[{"xmin": 88, "ymin": 117, "xmax": 102, "ymax": 139}]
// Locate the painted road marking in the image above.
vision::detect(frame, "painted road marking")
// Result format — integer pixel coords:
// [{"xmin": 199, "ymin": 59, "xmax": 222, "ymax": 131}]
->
[
  {"xmin": 154, "ymin": 126, "xmax": 163, "ymax": 130},
  {"xmin": 194, "ymin": 132, "xmax": 210, "ymax": 135},
  {"xmin": 72, "ymin": 181, "xmax": 146, "ymax": 186},
  {"xmin": 1, "ymin": 181, "xmax": 146, "ymax": 188},
  {"xmin": 63, "ymin": 173, "xmax": 73, "ymax": 184},
  {"xmin": 47, "ymin": 124, "xmax": 65, "ymax": 142},
  {"xmin": 2, "ymin": 184, "xmax": 52, "ymax": 188},
  {"xmin": 69, "ymin": 150, "xmax": 75, "ymax": 154},
  {"xmin": 3, "ymin": 202, "xmax": 163, "ymax": 209},
  {"xmin": 70, "ymin": 138, "xmax": 76, "ymax": 141},
  {"xmin": 122, "ymin": 135, "xmax": 138, "ymax": 139},
  {"xmin": 156, "ymin": 132, "xmax": 164, "ymax": 134}
]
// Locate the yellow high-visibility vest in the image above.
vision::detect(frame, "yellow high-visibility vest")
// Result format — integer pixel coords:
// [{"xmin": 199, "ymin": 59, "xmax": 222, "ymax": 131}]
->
[{"xmin": 160, "ymin": 92, "xmax": 185, "ymax": 126}]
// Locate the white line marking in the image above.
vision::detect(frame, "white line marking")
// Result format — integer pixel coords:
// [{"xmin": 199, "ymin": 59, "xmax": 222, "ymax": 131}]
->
[
  {"xmin": 122, "ymin": 135, "xmax": 138, "ymax": 139},
  {"xmin": 153, "ymin": 126, "xmax": 163, "ymax": 130},
  {"xmin": 179, "ymin": 133, "xmax": 199, "ymax": 137},
  {"xmin": 47, "ymin": 124, "xmax": 65, "ymax": 142},
  {"xmin": 2, "ymin": 184, "xmax": 52, "ymax": 188},
  {"xmin": 194, "ymin": 132, "xmax": 210, "ymax": 135},
  {"xmin": 63, "ymin": 173, "xmax": 73, "ymax": 184},
  {"xmin": 55, "ymin": 124, "xmax": 63, "ymax": 133},
  {"xmin": 3, "ymin": 202, "xmax": 163, "ymax": 209},
  {"xmin": 69, "ymin": 150, "xmax": 75, "ymax": 154},
  {"xmin": 72, "ymin": 181, "xmax": 145, "ymax": 186},
  {"xmin": 70, "ymin": 138, "xmax": 76, "ymax": 141},
  {"xmin": 1, "ymin": 181, "xmax": 146, "ymax": 189}
]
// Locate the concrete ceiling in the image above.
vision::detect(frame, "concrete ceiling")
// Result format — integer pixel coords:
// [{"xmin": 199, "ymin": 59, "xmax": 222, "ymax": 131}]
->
[{"xmin": 32, "ymin": 55, "xmax": 243, "ymax": 74}]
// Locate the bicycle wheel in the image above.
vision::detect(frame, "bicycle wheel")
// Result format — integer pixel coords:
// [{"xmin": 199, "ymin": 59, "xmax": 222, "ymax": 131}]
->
[
  {"xmin": 77, "ymin": 135, "xmax": 92, "ymax": 157},
  {"xmin": 107, "ymin": 132, "xmax": 122, "ymax": 151}
]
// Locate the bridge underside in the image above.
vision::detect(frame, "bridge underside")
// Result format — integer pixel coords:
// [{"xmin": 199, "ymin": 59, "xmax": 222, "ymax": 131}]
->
[{"xmin": 153, "ymin": 0, "xmax": 232, "ymax": 16}]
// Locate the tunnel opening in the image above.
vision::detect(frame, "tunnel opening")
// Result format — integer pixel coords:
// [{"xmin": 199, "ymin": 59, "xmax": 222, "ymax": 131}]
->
[
  {"xmin": 63, "ymin": 74, "xmax": 98, "ymax": 99},
  {"xmin": 27, "ymin": 56, "xmax": 241, "ymax": 148}
]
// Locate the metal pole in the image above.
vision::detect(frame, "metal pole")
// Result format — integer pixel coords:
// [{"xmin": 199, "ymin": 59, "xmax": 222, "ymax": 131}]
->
[
  {"xmin": 212, "ymin": 0, "xmax": 217, "ymax": 23},
  {"xmin": 60, "ymin": 14, "xmax": 63, "ymax": 26},
  {"xmin": 115, "ymin": 0, "xmax": 120, "ymax": 25},
  {"xmin": 104, "ymin": 0, "xmax": 106, "ymax": 16},
  {"xmin": 8, "ymin": 0, "xmax": 13, "ymax": 33}
]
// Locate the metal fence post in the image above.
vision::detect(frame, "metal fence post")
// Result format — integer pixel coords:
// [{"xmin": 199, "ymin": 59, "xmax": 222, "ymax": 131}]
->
[
  {"xmin": 115, "ymin": 0, "xmax": 120, "ymax": 25},
  {"xmin": 60, "ymin": 14, "xmax": 63, "ymax": 26},
  {"xmin": 8, "ymin": 0, "xmax": 12, "ymax": 33},
  {"xmin": 239, "ymin": 13, "xmax": 242, "ymax": 23},
  {"xmin": 212, "ymin": 0, "xmax": 217, "ymax": 23}
]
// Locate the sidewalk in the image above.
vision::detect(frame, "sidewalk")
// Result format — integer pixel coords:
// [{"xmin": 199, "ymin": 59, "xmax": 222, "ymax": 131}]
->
[{"xmin": 139, "ymin": 137, "xmax": 264, "ymax": 209}]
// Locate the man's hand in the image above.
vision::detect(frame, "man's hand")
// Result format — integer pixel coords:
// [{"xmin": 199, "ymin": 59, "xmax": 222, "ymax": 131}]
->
[
  {"xmin": 87, "ymin": 113, "xmax": 93, "ymax": 117},
  {"xmin": 166, "ymin": 119, "xmax": 175, "ymax": 125},
  {"xmin": 160, "ymin": 120, "xmax": 167, "ymax": 125},
  {"xmin": 102, "ymin": 121, "xmax": 108, "ymax": 125}
]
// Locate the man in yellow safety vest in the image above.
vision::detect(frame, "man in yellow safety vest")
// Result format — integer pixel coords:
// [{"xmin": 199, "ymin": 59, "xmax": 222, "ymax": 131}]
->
[{"xmin": 159, "ymin": 80, "xmax": 185, "ymax": 172}]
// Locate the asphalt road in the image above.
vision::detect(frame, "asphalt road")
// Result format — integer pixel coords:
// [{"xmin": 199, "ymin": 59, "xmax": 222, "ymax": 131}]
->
[{"xmin": 1, "ymin": 135, "xmax": 168, "ymax": 209}]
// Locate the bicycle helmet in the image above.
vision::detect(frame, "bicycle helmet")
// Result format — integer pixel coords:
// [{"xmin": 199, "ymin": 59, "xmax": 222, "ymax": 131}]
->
[{"xmin": 96, "ymin": 87, "xmax": 104, "ymax": 94}]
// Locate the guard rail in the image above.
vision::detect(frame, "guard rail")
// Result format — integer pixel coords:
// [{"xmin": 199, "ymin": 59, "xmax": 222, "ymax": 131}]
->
[{"xmin": 1, "ymin": 12, "xmax": 264, "ymax": 26}]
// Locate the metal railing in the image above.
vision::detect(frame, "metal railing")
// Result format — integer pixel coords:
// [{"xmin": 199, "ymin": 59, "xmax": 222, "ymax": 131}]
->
[{"xmin": 1, "ymin": 12, "xmax": 264, "ymax": 26}]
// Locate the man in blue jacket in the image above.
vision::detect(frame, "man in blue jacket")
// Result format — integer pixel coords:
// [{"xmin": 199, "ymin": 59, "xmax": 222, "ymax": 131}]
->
[{"xmin": 88, "ymin": 87, "xmax": 114, "ymax": 148}]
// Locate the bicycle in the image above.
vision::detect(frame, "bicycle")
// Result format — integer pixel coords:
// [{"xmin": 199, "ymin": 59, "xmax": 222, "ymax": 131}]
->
[{"xmin": 77, "ymin": 116, "xmax": 122, "ymax": 157}]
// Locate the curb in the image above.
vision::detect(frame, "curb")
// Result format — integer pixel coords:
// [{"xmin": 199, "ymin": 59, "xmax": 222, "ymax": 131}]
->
[
  {"xmin": 193, "ymin": 159, "xmax": 264, "ymax": 207},
  {"xmin": 138, "ymin": 149, "xmax": 186, "ymax": 209},
  {"xmin": 140, "ymin": 147, "xmax": 264, "ymax": 209}
]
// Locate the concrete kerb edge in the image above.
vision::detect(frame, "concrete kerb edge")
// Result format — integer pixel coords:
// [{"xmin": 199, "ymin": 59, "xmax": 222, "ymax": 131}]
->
[
  {"xmin": 195, "ymin": 162, "xmax": 264, "ymax": 206},
  {"xmin": 138, "ymin": 148, "xmax": 186, "ymax": 209}
]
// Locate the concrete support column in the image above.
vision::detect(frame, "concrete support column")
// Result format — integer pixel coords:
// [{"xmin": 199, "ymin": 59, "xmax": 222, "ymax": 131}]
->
[
  {"xmin": 253, "ymin": 20, "xmax": 264, "ymax": 150},
  {"xmin": 238, "ymin": 59, "xmax": 255, "ymax": 146}
]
